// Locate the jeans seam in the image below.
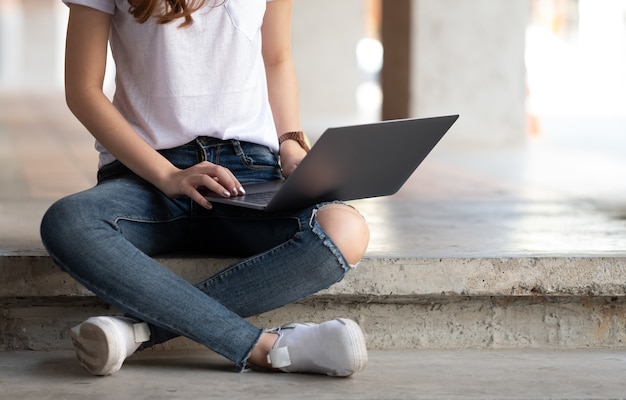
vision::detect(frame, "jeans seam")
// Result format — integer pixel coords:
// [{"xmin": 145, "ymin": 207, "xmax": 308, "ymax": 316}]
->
[{"xmin": 113, "ymin": 215, "xmax": 189, "ymax": 226}]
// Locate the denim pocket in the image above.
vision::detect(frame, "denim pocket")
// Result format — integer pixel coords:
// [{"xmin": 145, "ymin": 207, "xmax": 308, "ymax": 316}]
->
[
  {"xmin": 237, "ymin": 142, "xmax": 280, "ymax": 170},
  {"xmin": 225, "ymin": 0, "xmax": 266, "ymax": 40},
  {"xmin": 231, "ymin": 141, "xmax": 282, "ymax": 184}
]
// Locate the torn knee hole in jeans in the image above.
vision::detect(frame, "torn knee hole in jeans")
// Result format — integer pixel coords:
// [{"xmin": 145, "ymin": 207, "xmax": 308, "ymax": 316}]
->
[
  {"xmin": 308, "ymin": 202, "xmax": 358, "ymax": 227},
  {"xmin": 308, "ymin": 202, "xmax": 359, "ymax": 272}
]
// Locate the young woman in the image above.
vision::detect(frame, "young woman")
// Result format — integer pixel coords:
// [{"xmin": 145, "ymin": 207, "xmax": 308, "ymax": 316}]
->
[{"xmin": 40, "ymin": 0, "xmax": 370, "ymax": 377}]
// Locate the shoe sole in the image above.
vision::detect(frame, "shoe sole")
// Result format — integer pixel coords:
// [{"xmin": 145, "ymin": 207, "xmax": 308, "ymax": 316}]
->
[
  {"xmin": 70, "ymin": 318, "xmax": 125, "ymax": 376},
  {"xmin": 334, "ymin": 318, "xmax": 368, "ymax": 377}
]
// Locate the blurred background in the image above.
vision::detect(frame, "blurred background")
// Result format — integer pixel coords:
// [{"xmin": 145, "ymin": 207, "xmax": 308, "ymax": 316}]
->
[
  {"xmin": 0, "ymin": 0, "xmax": 625, "ymax": 201},
  {"xmin": 2, "ymin": 0, "xmax": 625, "ymax": 142}
]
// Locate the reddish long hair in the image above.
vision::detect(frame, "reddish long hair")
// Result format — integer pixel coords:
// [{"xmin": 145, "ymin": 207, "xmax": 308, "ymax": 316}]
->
[{"xmin": 128, "ymin": 0, "xmax": 216, "ymax": 27}]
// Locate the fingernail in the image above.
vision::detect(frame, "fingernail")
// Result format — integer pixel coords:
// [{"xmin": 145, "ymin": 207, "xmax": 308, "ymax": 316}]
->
[
  {"xmin": 239, "ymin": 186, "xmax": 246, "ymax": 195},
  {"xmin": 222, "ymin": 190, "xmax": 231, "ymax": 197}
]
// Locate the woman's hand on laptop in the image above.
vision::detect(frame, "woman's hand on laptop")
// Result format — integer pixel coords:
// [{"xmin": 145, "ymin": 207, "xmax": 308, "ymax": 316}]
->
[{"xmin": 158, "ymin": 161, "xmax": 244, "ymax": 210}]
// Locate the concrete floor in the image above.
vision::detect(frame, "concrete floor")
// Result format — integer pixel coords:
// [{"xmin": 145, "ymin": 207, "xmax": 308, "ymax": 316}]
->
[{"xmin": 2, "ymin": 349, "xmax": 626, "ymax": 399}]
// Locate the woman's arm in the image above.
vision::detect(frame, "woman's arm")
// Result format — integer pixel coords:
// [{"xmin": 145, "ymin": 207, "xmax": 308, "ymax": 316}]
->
[
  {"xmin": 64, "ymin": 5, "xmax": 241, "ymax": 207},
  {"xmin": 262, "ymin": 0, "xmax": 307, "ymax": 178}
]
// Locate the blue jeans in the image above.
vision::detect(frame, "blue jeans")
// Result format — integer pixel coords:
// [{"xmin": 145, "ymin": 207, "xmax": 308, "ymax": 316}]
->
[{"xmin": 40, "ymin": 137, "xmax": 352, "ymax": 370}]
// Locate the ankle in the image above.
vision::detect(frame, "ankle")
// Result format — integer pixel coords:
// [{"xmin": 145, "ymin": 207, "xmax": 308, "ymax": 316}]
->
[{"xmin": 248, "ymin": 332, "xmax": 279, "ymax": 369}]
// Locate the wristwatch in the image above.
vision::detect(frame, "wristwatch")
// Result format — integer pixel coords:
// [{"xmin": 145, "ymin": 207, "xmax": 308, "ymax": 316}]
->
[{"xmin": 278, "ymin": 131, "xmax": 310, "ymax": 152}]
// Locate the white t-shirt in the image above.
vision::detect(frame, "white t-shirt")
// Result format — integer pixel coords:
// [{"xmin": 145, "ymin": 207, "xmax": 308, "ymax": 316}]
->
[{"xmin": 63, "ymin": 0, "xmax": 278, "ymax": 167}]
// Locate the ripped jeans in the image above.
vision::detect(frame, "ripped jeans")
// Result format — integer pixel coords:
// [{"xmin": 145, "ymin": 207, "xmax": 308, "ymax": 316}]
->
[{"xmin": 40, "ymin": 137, "xmax": 353, "ymax": 370}]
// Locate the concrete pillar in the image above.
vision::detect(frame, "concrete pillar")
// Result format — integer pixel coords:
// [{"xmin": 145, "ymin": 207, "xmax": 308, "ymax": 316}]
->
[
  {"xmin": 381, "ymin": 0, "xmax": 411, "ymax": 121},
  {"xmin": 0, "ymin": 0, "xmax": 23, "ymax": 89},
  {"xmin": 411, "ymin": 0, "xmax": 529, "ymax": 147},
  {"xmin": 0, "ymin": 0, "xmax": 66, "ymax": 91}
]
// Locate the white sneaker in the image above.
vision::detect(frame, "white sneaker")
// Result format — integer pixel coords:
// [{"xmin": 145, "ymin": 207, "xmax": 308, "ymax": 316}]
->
[
  {"xmin": 70, "ymin": 316, "xmax": 150, "ymax": 376},
  {"xmin": 266, "ymin": 318, "xmax": 368, "ymax": 377}
]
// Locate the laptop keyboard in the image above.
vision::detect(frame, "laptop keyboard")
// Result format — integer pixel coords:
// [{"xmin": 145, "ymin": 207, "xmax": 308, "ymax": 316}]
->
[{"xmin": 240, "ymin": 191, "xmax": 275, "ymax": 205}]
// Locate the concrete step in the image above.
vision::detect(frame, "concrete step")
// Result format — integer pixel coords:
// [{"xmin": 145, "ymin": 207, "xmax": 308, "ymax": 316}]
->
[{"xmin": 3, "ymin": 250, "xmax": 626, "ymax": 351}]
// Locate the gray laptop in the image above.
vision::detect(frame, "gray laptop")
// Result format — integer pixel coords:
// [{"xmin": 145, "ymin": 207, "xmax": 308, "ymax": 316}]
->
[{"xmin": 204, "ymin": 115, "xmax": 459, "ymax": 211}]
